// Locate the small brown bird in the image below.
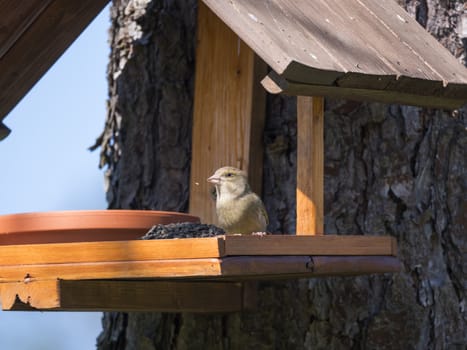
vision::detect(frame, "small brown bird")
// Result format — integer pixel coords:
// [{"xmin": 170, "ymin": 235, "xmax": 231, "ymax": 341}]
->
[{"xmin": 207, "ymin": 166, "xmax": 268, "ymax": 234}]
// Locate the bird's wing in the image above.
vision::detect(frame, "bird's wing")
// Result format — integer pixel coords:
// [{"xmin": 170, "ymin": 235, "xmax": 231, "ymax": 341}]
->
[
  {"xmin": 258, "ymin": 202, "xmax": 269, "ymax": 227},
  {"xmin": 246, "ymin": 194, "xmax": 268, "ymax": 231}
]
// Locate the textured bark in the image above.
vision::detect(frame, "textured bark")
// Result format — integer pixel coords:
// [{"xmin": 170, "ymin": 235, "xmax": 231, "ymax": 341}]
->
[
  {"xmin": 94, "ymin": 0, "xmax": 197, "ymax": 212},
  {"xmin": 96, "ymin": 1, "xmax": 466, "ymax": 349}
]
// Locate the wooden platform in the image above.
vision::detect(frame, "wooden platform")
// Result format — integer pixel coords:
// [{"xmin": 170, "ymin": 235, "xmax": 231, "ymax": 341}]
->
[{"xmin": 0, "ymin": 235, "xmax": 400, "ymax": 312}]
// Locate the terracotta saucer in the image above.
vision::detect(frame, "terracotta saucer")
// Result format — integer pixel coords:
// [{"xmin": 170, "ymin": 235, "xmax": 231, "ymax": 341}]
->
[{"xmin": 0, "ymin": 210, "xmax": 200, "ymax": 245}]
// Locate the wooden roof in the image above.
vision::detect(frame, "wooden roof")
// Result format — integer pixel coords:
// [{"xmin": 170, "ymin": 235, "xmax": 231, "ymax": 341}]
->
[
  {"xmin": 203, "ymin": 0, "xmax": 467, "ymax": 109},
  {"xmin": 0, "ymin": 0, "xmax": 109, "ymax": 139},
  {"xmin": 1, "ymin": 0, "xmax": 466, "ymax": 140}
]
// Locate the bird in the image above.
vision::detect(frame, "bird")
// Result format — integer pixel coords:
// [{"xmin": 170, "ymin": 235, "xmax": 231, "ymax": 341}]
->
[{"xmin": 207, "ymin": 166, "xmax": 268, "ymax": 234}]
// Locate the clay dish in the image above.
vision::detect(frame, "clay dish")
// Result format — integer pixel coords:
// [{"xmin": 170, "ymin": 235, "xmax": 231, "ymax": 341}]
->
[{"xmin": 0, "ymin": 210, "xmax": 200, "ymax": 245}]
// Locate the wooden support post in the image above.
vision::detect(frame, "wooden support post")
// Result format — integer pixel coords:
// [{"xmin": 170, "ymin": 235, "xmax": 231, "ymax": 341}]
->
[
  {"xmin": 0, "ymin": 280, "xmax": 61, "ymax": 310},
  {"xmin": 296, "ymin": 96, "xmax": 324, "ymax": 235},
  {"xmin": 189, "ymin": 1, "xmax": 266, "ymax": 225},
  {"xmin": 1, "ymin": 280, "xmax": 250, "ymax": 312}
]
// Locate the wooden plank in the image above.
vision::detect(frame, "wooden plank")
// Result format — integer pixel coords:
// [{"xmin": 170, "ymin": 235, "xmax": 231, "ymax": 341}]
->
[
  {"xmin": 0, "ymin": 258, "xmax": 223, "ymax": 283},
  {"xmin": 202, "ymin": 0, "xmax": 467, "ymax": 84},
  {"xmin": 0, "ymin": 256, "xmax": 399, "ymax": 311},
  {"xmin": 0, "ymin": 256, "xmax": 301, "ymax": 283},
  {"xmin": 311, "ymin": 256, "xmax": 401, "ymax": 276},
  {"xmin": 220, "ymin": 255, "xmax": 400, "ymax": 278},
  {"xmin": 0, "ymin": 254, "xmax": 400, "ymax": 285},
  {"xmin": 0, "ymin": 0, "xmax": 109, "ymax": 121},
  {"xmin": 221, "ymin": 256, "xmax": 313, "ymax": 277},
  {"xmin": 360, "ymin": 0, "xmax": 467, "ymax": 84},
  {"xmin": 0, "ymin": 237, "xmax": 225, "ymax": 266},
  {"xmin": 58, "ymin": 280, "xmax": 245, "ymax": 312},
  {"xmin": 262, "ymin": 74, "xmax": 466, "ymax": 109},
  {"xmin": 0, "ymin": 280, "xmax": 60, "ymax": 310},
  {"xmin": 1, "ymin": 280, "xmax": 245, "ymax": 312},
  {"xmin": 66, "ymin": 280, "xmax": 243, "ymax": 312},
  {"xmin": 0, "ymin": 0, "xmax": 53, "ymax": 59},
  {"xmin": 202, "ymin": 0, "xmax": 357, "ymax": 77},
  {"xmin": 189, "ymin": 1, "xmax": 265, "ymax": 225},
  {"xmin": 296, "ymin": 96, "xmax": 324, "ymax": 235},
  {"xmin": 0, "ymin": 234, "xmax": 397, "ymax": 270},
  {"xmin": 0, "ymin": 257, "xmax": 400, "ymax": 312},
  {"xmin": 223, "ymin": 235, "xmax": 397, "ymax": 256}
]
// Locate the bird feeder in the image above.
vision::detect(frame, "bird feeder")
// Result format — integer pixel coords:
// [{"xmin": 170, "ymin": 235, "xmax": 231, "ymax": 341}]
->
[{"xmin": 1, "ymin": 0, "xmax": 467, "ymax": 312}]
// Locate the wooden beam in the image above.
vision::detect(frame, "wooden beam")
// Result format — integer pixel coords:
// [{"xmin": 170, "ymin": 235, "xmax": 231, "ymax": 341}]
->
[
  {"xmin": 220, "ymin": 256, "xmax": 401, "ymax": 278},
  {"xmin": 0, "ymin": 0, "xmax": 109, "ymax": 121},
  {"xmin": 0, "ymin": 280, "xmax": 60, "ymax": 310},
  {"xmin": 59, "ymin": 280, "xmax": 248, "ymax": 312},
  {"xmin": 0, "ymin": 0, "xmax": 53, "ymax": 60},
  {"xmin": 0, "ymin": 255, "xmax": 400, "ymax": 287},
  {"xmin": 311, "ymin": 256, "xmax": 401, "ymax": 276},
  {"xmin": 223, "ymin": 235, "xmax": 397, "ymax": 256},
  {"xmin": 296, "ymin": 96, "xmax": 324, "ymax": 235},
  {"xmin": 189, "ymin": 1, "xmax": 266, "ymax": 225},
  {"xmin": 0, "ymin": 235, "xmax": 397, "ymax": 268},
  {"xmin": 0, "ymin": 235, "xmax": 399, "ymax": 284},
  {"xmin": 203, "ymin": 0, "xmax": 467, "ymax": 108},
  {"xmin": 0, "ymin": 256, "xmax": 399, "ymax": 312},
  {"xmin": 0, "ymin": 237, "xmax": 225, "ymax": 266},
  {"xmin": 262, "ymin": 74, "xmax": 465, "ymax": 110},
  {"xmin": 0, "ymin": 258, "xmax": 224, "ymax": 283},
  {"xmin": 1, "ymin": 280, "xmax": 249, "ymax": 312},
  {"xmin": 221, "ymin": 256, "xmax": 313, "ymax": 277},
  {"xmin": 0, "ymin": 236, "xmax": 397, "ymax": 283},
  {"xmin": 0, "ymin": 254, "xmax": 400, "ymax": 312}
]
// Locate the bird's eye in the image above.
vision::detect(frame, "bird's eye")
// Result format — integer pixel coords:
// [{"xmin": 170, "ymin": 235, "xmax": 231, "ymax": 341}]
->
[{"xmin": 225, "ymin": 173, "xmax": 233, "ymax": 177}]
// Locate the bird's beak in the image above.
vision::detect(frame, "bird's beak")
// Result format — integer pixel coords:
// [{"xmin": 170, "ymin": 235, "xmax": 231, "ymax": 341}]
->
[{"xmin": 207, "ymin": 175, "xmax": 220, "ymax": 184}]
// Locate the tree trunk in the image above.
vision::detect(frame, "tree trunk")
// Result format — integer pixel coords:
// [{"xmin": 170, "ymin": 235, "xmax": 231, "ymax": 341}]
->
[{"xmin": 96, "ymin": 1, "xmax": 466, "ymax": 349}]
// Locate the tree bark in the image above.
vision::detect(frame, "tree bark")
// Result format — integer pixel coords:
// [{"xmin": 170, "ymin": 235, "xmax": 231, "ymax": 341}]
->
[{"xmin": 96, "ymin": 1, "xmax": 466, "ymax": 349}]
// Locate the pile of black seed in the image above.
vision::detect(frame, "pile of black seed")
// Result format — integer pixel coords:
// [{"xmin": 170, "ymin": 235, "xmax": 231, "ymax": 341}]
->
[{"xmin": 141, "ymin": 222, "xmax": 225, "ymax": 240}]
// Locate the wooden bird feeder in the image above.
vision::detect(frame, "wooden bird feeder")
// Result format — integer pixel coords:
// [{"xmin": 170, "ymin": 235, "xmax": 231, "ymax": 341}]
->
[{"xmin": 1, "ymin": 0, "xmax": 467, "ymax": 312}]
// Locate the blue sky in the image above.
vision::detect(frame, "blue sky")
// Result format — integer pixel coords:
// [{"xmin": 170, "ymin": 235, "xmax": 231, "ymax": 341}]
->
[{"xmin": 0, "ymin": 5, "xmax": 110, "ymax": 350}]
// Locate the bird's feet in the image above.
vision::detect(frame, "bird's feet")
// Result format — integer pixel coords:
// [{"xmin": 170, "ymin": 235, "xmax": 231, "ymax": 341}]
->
[{"xmin": 251, "ymin": 231, "xmax": 268, "ymax": 237}]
